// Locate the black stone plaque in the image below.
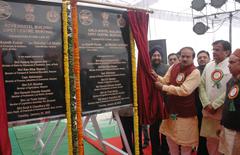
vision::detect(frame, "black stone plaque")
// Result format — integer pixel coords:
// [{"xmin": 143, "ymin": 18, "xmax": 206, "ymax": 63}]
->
[
  {"xmin": 78, "ymin": 6, "xmax": 133, "ymax": 114},
  {"xmin": 0, "ymin": 0, "xmax": 65, "ymax": 125}
]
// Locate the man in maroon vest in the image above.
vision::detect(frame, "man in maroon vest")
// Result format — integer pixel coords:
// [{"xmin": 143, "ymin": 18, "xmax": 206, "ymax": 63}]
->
[
  {"xmin": 152, "ymin": 47, "xmax": 201, "ymax": 155},
  {"xmin": 218, "ymin": 49, "xmax": 240, "ymax": 154}
]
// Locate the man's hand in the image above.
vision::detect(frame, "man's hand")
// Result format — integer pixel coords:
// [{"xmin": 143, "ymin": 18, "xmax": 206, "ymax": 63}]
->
[
  {"xmin": 151, "ymin": 70, "xmax": 158, "ymax": 79},
  {"xmin": 155, "ymin": 81, "xmax": 163, "ymax": 90},
  {"xmin": 204, "ymin": 104, "xmax": 216, "ymax": 114},
  {"xmin": 216, "ymin": 126, "xmax": 223, "ymax": 137}
]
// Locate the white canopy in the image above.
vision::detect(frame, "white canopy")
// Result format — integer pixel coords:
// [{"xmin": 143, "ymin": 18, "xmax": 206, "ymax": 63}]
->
[{"xmin": 40, "ymin": 0, "xmax": 240, "ymax": 60}]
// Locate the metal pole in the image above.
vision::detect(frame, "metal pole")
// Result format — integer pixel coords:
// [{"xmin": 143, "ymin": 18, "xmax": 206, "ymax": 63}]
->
[
  {"xmin": 212, "ymin": 19, "xmax": 215, "ymax": 42},
  {"xmin": 193, "ymin": 9, "xmax": 240, "ymax": 19},
  {"xmin": 51, "ymin": 126, "xmax": 67, "ymax": 155},
  {"xmin": 91, "ymin": 115, "xmax": 107, "ymax": 153},
  {"xmin": 39, "ymin": 120, "xmax": 61, "ymax": 155},
  {"xmin": 229, "ymin": 12, "xmax": 232, "ymax": 47},
  {"xmin": 77, "ymin": 0, "xmax": 153, "ymax": 13},
  {"xmin": 113, "ymin": 110, "xmax": 132, "ymax": 155}
]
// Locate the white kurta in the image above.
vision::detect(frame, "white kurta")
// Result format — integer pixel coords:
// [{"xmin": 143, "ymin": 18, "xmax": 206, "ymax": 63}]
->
[{"xmin": 199, "ymin": 58, "xmax": 232, "ymax": 138}]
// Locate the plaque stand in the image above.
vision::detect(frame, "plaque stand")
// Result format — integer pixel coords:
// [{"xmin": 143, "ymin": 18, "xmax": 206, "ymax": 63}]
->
[
  {"xmin": 51, "ymin": 125, "xmax": 67, "ymax": 155},
  {"xmin": 83, "ymin": 111, "xmax": 131, "ymax": 155},
  {"xmin": 112, "ymin": 110, "xmax": 132, "ymax": 155},
  {"xmin": 33, "ymin": 121, "xmax": 50, "ymax": 150},
  {"xmin": 33, "ymin": 110, "xmax": 132, "ymax": 155},
  {"xmin": 33, "ymin": 120, "xmax": 62, "ymax": 155}
]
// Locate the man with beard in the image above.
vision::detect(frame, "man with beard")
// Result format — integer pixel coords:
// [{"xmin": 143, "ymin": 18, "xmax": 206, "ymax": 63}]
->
[
  {"xmin": 153, "ymin": 47, "xmax": 200, "ymax": 155},
  {"xmin": 196, "ymin": 50, "xmax": 210, "ymax": 155},
  {"xmin": 148, "ymin": 46, "xmax": 169, "ymax": 155},
  {"xmin": 197, "ymin": 50, "xmax": 210, "ymax": 74}
]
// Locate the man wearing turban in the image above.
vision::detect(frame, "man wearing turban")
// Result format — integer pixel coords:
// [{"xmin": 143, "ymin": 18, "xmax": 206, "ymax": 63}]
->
[{"xmin": 218, "ymin": 49, "xmax": 240, "ymax": 155}]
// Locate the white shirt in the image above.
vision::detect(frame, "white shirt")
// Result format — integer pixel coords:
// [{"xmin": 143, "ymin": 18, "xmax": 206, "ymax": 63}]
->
[{"xmin": 199, "ymin": 58, "xmax": 232, "ymax": 109}]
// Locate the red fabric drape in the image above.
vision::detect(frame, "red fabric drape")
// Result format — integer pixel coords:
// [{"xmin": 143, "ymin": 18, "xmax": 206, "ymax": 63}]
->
[
  {"xmin": 128, "ymin": 10, "xmax": 166, "ymax": 124},
  {"xmin": 0, "ymin": 51, "xmax": 12, "ymax": 155}
]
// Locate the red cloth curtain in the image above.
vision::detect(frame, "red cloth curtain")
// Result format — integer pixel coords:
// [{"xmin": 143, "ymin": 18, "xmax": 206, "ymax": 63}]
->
[
  {"xmin": 0, "ymin": 51, "xmax": 12, "ymax": 155},
  {"xmin": 128, "ymin": 10, "xmax": 166, "ymax": 124}
]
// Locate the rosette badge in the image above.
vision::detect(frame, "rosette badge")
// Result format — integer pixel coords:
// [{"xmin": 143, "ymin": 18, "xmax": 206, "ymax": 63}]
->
[
  {"xmin": 228, "ymin": 84, "xmax": 239, "ymax": 111},
  {"xmin": 211, "ymin": 69, "xmax": 224, "ymax": 89},
  {"xmin": 176, "ymin": 73, "xmax": 185, "ymax": 84}
]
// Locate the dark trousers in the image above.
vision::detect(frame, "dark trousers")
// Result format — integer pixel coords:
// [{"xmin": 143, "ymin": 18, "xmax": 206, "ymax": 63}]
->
[
  {"xmin": 198, "ymin": 136, "xmax": 208, "ymax": 155},
  {"xmin": 120, "ymin": 116, "xmax": 143, "ymax": 154},
  {"xmin": 195, "ymin": 92, "xmax": 209, "ymax": 155},
  {"xmin": 142, "ymin": 125, "xmax": 149, "ymax": 144},
  {"xmin": 197, "ymin": 111, "xmax": 209, "ymax": 155},
  {"xmin": 150, "ymin": 119, "xmax": 169, "ymax": 155}
]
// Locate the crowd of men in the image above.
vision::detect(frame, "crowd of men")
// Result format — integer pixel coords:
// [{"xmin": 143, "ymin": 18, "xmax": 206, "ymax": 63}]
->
[{"xmin": 120, "ymin": 40, "xmax": 240, "ymax": 155}]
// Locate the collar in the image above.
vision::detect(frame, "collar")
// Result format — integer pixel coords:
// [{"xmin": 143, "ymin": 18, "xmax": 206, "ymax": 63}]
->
[{"xmin": 215, "ymin": 57, "xmax": 229, "ymax": 67}]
